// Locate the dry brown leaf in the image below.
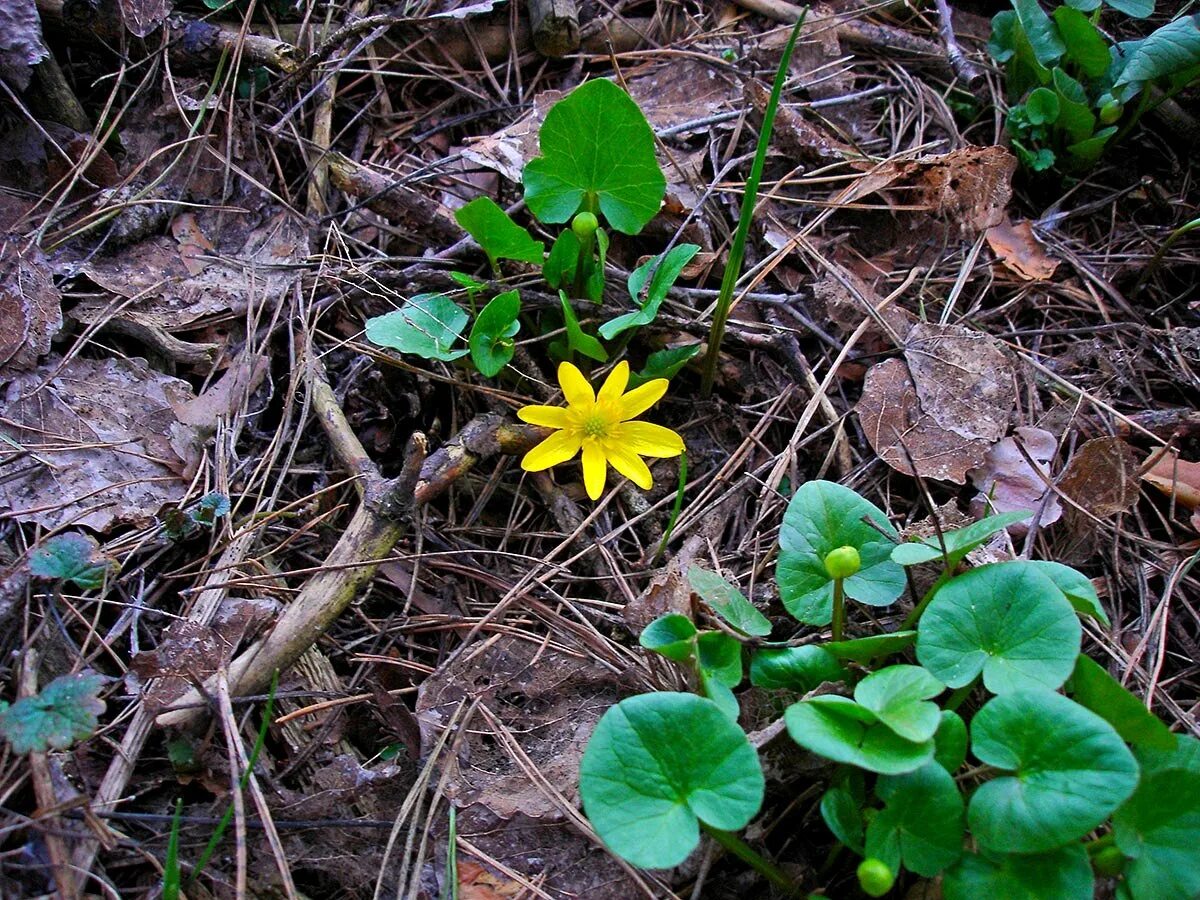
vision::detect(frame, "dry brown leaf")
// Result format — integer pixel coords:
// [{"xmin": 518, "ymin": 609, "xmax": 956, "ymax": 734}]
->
[
  {"xmin": 968, "ymin": 426, "xmax": 1062, "ymax": 532},
  {"xmin": 0, "ymin": 0, "xmax": 48, "ymax": 91},
  {"xmin": 1142, "ymin": 450, "xmax": 1200, "ymax": 509},
  {"xmin": 460, "ymin": 91, "xmax": 562, "ymax": 183},
  {"xmin": 170, "ymin": 212, "xmax": 216, "ymax": 276},
  {"xmin": 166, "ymin": 352, "xmax": 269, "ymax": 430},
  {"xmin": 857, "ymin": 324, "xmax": 1017, "ymax": 483},
  {"xmin": 0, "ymin": 356, "xmax": 203, "ymax": 530},
  {"xmin": 986, "ymin": 218, "xmax": 1060, "ymax": 281},
  {"xmin": 0, "ymin": 241, "xmax": 61, "ymax": 373},
  {"xmin": 628, "ymin": 59, "xmax": 739, "ymax": 133},
  {"xmin": 1058, "ymin": 437, "xmax": 1141, "ymax": 518},
  {"xmin": 456, "ymin": 860, "xmax": 524, "ymax": 900}
]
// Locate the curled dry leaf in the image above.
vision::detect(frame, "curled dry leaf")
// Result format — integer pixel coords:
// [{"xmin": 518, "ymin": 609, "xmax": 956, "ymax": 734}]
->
[
  {"xmin": 986, "ymin": 218, "xmax": 1060, "ymax": 281},
  {"xmin": 1142, "ymin": 450, "xmax": 1200, "ymax": 510},
  {"xmin": 857, "ymin": 324, "xmax": 1017, "ymax": 483},
  {"xmin": 0, "ymin": 241, "xmax": 61, "ymax": 373},
  {"xmin": 969, "ymin": 426, "xmax": 1063, "ymax": 533},
  {"xmin": 0, "ymin": 356, "xmax": 202, "ymax": 531}
]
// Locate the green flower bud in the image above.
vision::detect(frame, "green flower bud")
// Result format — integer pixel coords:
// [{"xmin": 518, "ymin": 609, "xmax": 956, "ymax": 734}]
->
[
  {"xmin": 857, "ymin": 858, "xmax": 895, "ymax": 897},
  {"xmin": 1090, "ymin": 845, "xmax": 1127, "ymax": 877},
  {"xmin": 824, "ymin": 545, "xmax": 861, "ymax": 580},
  {"xmin": 571, "ymin": 211, "xmax": 599, "ymax": 240},
  {"xmin": 1099, "ymin": 99, "xmax": 1123, "ymax": 125}
]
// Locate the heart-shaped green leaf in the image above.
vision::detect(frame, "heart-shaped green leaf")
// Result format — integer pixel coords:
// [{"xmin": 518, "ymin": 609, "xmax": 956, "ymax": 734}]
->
[
  {"xmin": 1024, "ymin": 87, "xmax": 1061, "ymax": 125},
  {"xmin": 1053, "ymin": 7, "xmax": 1112, "ymax": 78},
  {"xmin": 366, "ymin": 294, "xmax": 469, "ymax": 361},
  {"xmin": 934, "ymin": 710, "xmax": 968, "ymax": 773},
  {"xmin": 866, "ymin": 761, "xmax": 965, "ymax": 877},
  {"xmin": 697, "ymin": 632, "xmax": 743, "ymax": 688},
  {"xmin": 823, "ymin": 631, "xmax": 917, "ymax": 663},
  {"xmin": 785, "ymin": 695, "xmax": 934, "ymax": 775},
  {"xmin": 1027, "ymin": 560, "xmax": 1108, "ymax": 624},
  {"xmin": 29, "ymin": 533, "xmax": 117, "ymax": 590},
  {"xmin": 1114, "ymin": 767, "xmax": 1200, "ymax": 900},
  {"xmin": 468, "ymin": 290, "xmax": 521, "ymax": 377},
  {"xmin": 639, "ymin": 614, "xmax": 696, "ymax": 664},
  {"xmin": 0, "ymin": 673, "xmax": 107, "ymax": 754},
  {"xmin": 523, "ymin": 79, "xmax": 666, "ymax": 235},
  {"xmin": 890, "ymin": 511, "xmax": 1030, "ymax": 567},
  {"xmin": 777, "ymin": 481, "xmax": 905, "ymax": 626},
  {"xmin": 599, "ymin": 244, "xmax": 699, "ymax": 339},
  {"xmin": 917, "ymin": 562, "xmax": 1081, "ymax": 693},
  {"xmin": 629, "ymin": 344, "xmax": 700, "ymax": 389},
  {"xmin": 687, "ymin": 565, "xmax": 772, "ymax": 637},
  {"xmin": 750, "ymin": 646, "xmax": 845, "ymax": 691},
  {"xmin": 579, "ymin": 692, "xmax": 764, "ymax": 868},
  {"xmin": 854, "ymin": 665, "xmax": 945, "ymax": 743},
  {"xmin": 1067, "ymin": 654, "xmax": 1174, "ymax": 749},
  {"xmin": 943, "ymin": 845, "xmax": 1094, "ymax": 900},
  {"xmin": 968, "ymin": 690, "xmax": 1138, "ymax": 853},
  {"xmin": 454, "ymin": 197, "xmax": 544, "ymax": 269}
]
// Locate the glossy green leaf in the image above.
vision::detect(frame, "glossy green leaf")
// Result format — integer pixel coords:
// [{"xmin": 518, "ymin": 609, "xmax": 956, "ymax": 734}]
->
[
  {"xmin": 686, "ymin": 565, "xmax": 772, "ymax": 637},
  {"xmin": 599, "ymin": 244, "xmax": 699, "ymax": 339},
  {"xmin": 988, "ymin": 10, "xmax": 1019, "ymax": 63},
  {"xmin": 584, "ymin": 228, "xmax": 609, "ymax": 304},
  {"xmin": 629, "ymin": 344, "xmax": 700, "ymax": 389},
  {"xmin": 1025, "ymin": 87, "xmax": 1061, "ymax": 125},
  {"xmin": 366, "ymin": 294, "xmax": 469, "ymax": 361},
  {"xmin": 468, "ymin": 290, "xmax": 521, "ymax": 377},
  {"xmin": 777, "ymin": 481, "xmax": 905, "ymax": 626},
  {"xmin": 943, "ymin": 845, "xmax": 1093, "ymax": 900},
  {"xmin": 559, "ymin": 294, "xmax": 607, "ymax": 362},
  {"xmin": 0, "ymin": 673, "xmax": 106, "ymax": 754},
  {"xmin": 821, "ymin": 782, "xmax": 865, "ymax": 854},
  {"xmin": 750, "ymin": 646, "xmax": 845, "ymax": 691},
  {"xmin": 1067, "ymin": 654, "xmax": 1174, "ymax": 749},
  {"xmin": 1054, "ymin": 7, "xmax": 1112, "ymax": 78},
  {"xmin": 1115, "ymin": 16, "xmax": 1200, "ymax": 87},
  {"xmin": 968, "ymin": 690, "xmax": 1138, "ymax": 853},
  {"xmin": 697, "ymin": 632, "xmax": 743, "ymax": 688},
  {"xmin": 1135, "ymin": 734, "xmax": 1200, "ymax": 777},
  {"xmin": 854, "ymin": 665, "xmax": 945, "ymax": 743},
  {"xmin": 29, "ymin": 533, "xmax": 116, "ymax": 590},
  {"xmin": 1066, "ymin": 125, "xmax": 1118, "ymax": 169},
  {"xmin": 785, "ymin": 695, "xmax": 934, "ymax": 774},
  {"xmin": 189, "ymin": 492, "xmax": 230, "ymax": 526},
  {"xmin": 1114, "ymin": 767, "xmax": 1200, "ymax": 900},
  {"xmin": 917, "ymin": 562, "xmax": 1081, "ymax": 693},
  {"xmin": 701, "ymin": 672, "xmax": 741, "ymax": 722},
  {"xmin": 1105, "ymin": 0, "xmax": 1154, "ymax": 19},
  {"xmin": 1014, "ymin": 0, "xmax": 1066, "ymax": 66},
  {"xmin": 890, "ymin": 511, "xmax": 1030, "ymax": 567},
  {"xmin": 523, "ymin": 79, "xmax": 666, "ymax": 235},
  {"xmin": 1050, "ymin": 67, "xmax": 1098, "ymax": 146},
  {"xmin": 639, "ymin": 614, "xmax": 696, "ymax": 663},
  {"xmin": 454, "ymin": 197, "xmax": 543, "ymax": 269},
  {"xmin": 543, "ymin": 230, "xmax": 578, "ymax": 290},
  {"xmin": 823, "ymin": 631, "xmax": 917, "ymax": 664},
  {"xmin": 1064, "ymin": 0, "xmax": 1101, "ymax": 11},
  {"xmin": 934, "ymin": 710, "xmax": 968, "ymax": 773},
  {"xmin": 866, "ymin": 762, "xmax": 965, "ymax": 877},
  {"xmin": 1026, "ymin": 560, "xmax": 1108, "ymax": 625},
  {"xmin": 579, "ymin": 693, "xmax": 763, "ymax": 868}
]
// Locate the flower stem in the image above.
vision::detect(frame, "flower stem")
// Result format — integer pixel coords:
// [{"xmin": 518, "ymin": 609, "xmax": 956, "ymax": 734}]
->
[
  {"xmin": 831, "ymin": 577, "xmax": 846, "ymax": 643},
  {"xmin": 944, "ymin": 675, "xmax": 978, "ymax": 713},
  {"xmin": 899, "ymin": 569, "xmax": 952, "ymax": 632},
  {"xmin": 701, "ymin": 824, "xmax": 801, "ymax": 896}
]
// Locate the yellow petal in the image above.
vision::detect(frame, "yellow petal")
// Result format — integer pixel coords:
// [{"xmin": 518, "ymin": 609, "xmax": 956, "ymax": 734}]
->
[
  {"xmin": 616, "ymin": 378, "xmax": 669, "ymax": 420},
  {"xmin": 558, "ymin": 362, "xmax": 595, "ymax": 407},
  {"xmin": 517, "ymin": 405, "xmax": 569, "ymax": 428},
  {"xmin": 597, "ymin": 361, "xmax": 630, "ymax": 405},
  {"xmin": 617, "ymin": 421, "xmax": 685, "ymax": 458},
  {"xmin": 581, "ymin": 439, "xmax": 608, "ymax": 500},
  {"xmin": 605, "ymin": 443, "xmax": 653, "ymax": 490},
  {"xmin": 521, "ymin": 430, "xmax": 583, "ymax": 471}
]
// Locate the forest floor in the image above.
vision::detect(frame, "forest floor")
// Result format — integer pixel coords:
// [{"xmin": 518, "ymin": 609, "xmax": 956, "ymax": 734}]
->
[{"xmin": 1, "ymin": 0, "xmax": 1198, "ymax": 897}]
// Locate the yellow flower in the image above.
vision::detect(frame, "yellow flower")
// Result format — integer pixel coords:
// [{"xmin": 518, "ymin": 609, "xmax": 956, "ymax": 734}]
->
[{"xmin": 518, "ymin": 361, "xmax": 685, "ymax": 500}]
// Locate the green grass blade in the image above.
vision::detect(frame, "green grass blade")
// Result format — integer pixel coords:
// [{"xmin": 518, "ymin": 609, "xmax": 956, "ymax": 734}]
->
[
  {"xmin": 446, "ymin": 805, "xmax": 459, "ymax": 900},
  {"xmin": 163, "ymin": 799, "xmax": 183, "ymax": 900},
  {"xmin": 700, "ymin": 10, "xmax": 808, "ymax": 397},
  {"xmin": 653, "ymin": 451, "xmax": 688, "ymax": 565}
]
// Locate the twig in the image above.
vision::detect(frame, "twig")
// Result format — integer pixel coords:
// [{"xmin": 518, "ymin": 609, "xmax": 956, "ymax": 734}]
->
[{"xmin": 931, "ymin": 0, "xmax": 984, "ymax": 88}]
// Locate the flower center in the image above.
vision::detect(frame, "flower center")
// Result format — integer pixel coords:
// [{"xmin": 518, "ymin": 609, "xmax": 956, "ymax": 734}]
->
[{"xmin": 581, "ymin": 414, "xmax": 610, "ymax": 439}]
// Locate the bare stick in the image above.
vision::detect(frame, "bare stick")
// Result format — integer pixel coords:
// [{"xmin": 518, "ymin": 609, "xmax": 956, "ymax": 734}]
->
[{"xmin": 527, "ymin": 0, "xmax": 580, "ymax": 57}]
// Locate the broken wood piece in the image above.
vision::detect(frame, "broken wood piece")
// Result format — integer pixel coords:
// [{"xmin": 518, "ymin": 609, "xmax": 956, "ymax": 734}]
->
[{"xmin": 527, "ymin": 0, "xmax": 580, "ymax": 57}]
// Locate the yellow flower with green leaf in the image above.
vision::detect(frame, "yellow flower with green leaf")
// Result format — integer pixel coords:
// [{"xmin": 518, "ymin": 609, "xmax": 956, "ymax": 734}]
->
[{"xmin": 518, "ymin": 361, "xmax": 684, "ymax": 500}]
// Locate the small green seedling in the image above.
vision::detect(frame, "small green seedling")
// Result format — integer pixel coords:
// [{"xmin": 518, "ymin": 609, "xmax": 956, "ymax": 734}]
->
[
  {"xmin": 0, "ymin": 673, "xmax": 106, "ymax": 754},
  {"xmin": 29, "ymin": 532, "xmax": 118, "ymax": 590}
]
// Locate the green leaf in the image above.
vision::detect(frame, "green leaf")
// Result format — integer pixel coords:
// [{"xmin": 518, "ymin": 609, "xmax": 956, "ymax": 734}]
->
[
  {"xmin": 686, "ymin": 565, "xmax": 772, "ymax": 637},
  {"xmin": 584, "ymin": 227, "xmax": 609, "ymax": 304},
  {"xmin": 0, "ymin": 673, "xmax": 106, "ymax": 754},
  {"xmin": 1052, "ymin": 68, "xmax": 1099, "ymax": 145},
  {"xmin": 823, "ymin": 631, "xmax": 917, "ymax": 664},
  {"xmin": 29, "ymin": 533, "xmax": 116, "ymax": 590},
  {"xmin": 890, "ymin": 511, "xmax": 1030, "ymax": 567},
  {"xmin": 1067, "ymin": 654, "xmax": 1175, "ymax": 749},
  {"xmin": 821, "ymin": 782, "xmax": 865, "ymax": 854},
  {"xmin": 543, "ymin": 230, "xmax": 579, "ymax": 290},
  {"xmin": 943, "ymin": 845, "xmax": 1094, "ymax": 900},
  {"xmin": 1025, "ymin": 560, "xmax": 1108, "ymax": 625},
  {"xmin": 468, "ymin": 290, "xmax": 521, "ymax": 377},
  {"xmin": 854, "ymin": 665, "xmax": 945, "ymax": 743},
  {"xmin": 750, "ymin": 646, "xmax": 845, "ymax": 691},
  {"xmin": 1114, "ymin": 767, "xmax": 1200, "ymax": 900},
  {"xmin": 454, "ymin": 197, "xmax": 544, "ymax": 269},
  {"xmin": 785, "ymin": 696, "xmax": 935, "ymax": 775},
  {"xmin": 1105, "ymin": 0, "xmax": 1154, "ymax": 18},
  {"xmin": 599, "ymin": 244, "xmax": 699, "ymax": 340},
  {"xmin": 1014, "ymin": 0, "xmax": 1066, "ymax": 66},
  {"xmin": 1025, "ymin": 87, "xmax": 1061, "ymax": 124},
  {"xmin": 1065, "ymin": 0, "xmax": 1101, "ymax": 10},
  {"xmin": 1065, "ymin": 125, "xmax": 1117, "ymax": 169},
  {"xmin": 559, "ymin": 294, "xmax": 608, "ymax": 362},
  {"xmin": 629, "ymin": 344, "xmax": 700, "ymax": 389},
  {"xmin": 366, "ymin": 295, "xmax": 470, "ymax": 362},
  {"xmin": 1136, "ymin": 734, "xmax": 1200, "ymax": 778},
  {"xmin": 968, "ymin": 690, "xmax": 1138, "ymax": 853},
  {"xmin": 1054, "ymin": 7, "xmax": 1112, "ymax": 78},
  {"xmin": 934, "ymin": 710, "xmax": 968, "ymax": 773},
  {"xmin": 1116, "ymin": 16, "xmax": 1200, "ymax": 87},
  {"xmin": 579, "ymin": 692, "xmax": 764, "ymax": 868},
  {"xmin": 701, "ymin": 672, "xmax": 741, "ymax": 722},
  {"xmin": 449, "ymin": 270, "xmax": 487, "ymax": 295},
  {"xmin": 697, "ymin": 632, "xmax": 743, "ymax": 688},
  {"xmin": 777, "ymin": 481, "xmax": 905, "ymax": 626},
  {"xmin": 988, "ymin": 10, "xmax": 1019, "ymax": 63},
  {"xmin": 917, "ymin": 561, "xmax": 1081, "ymax": 693},
  {"xmin": 639, "ymin": 614, "xmax": 697, "ymax": 664},
  {"xmin": 866, "ymin": 762, "xmax": 965, "ymax": 877},
  {"xmin": 523, "ymin": 79, "xmax": 666, "ymax": 235},
  {"xmin": 189, "ymin": 492, "xmax": 230, "ymax": 526}
]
